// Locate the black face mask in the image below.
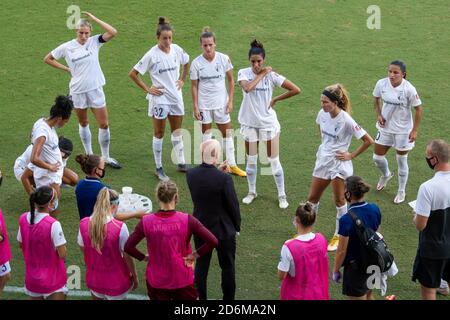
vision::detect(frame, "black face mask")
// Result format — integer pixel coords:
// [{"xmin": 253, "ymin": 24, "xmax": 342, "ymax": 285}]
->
[
  {"xmin": 425, "ymin": 156, "xmax": 437, "ymax": 170},
  {"xmin": 97, "ymin": 167, "xmax": 106, "ymax": 178}
]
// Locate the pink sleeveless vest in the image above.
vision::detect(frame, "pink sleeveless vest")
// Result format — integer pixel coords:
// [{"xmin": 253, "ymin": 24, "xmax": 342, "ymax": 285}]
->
[
  {"xmin": 0, "ymin": 209, "xmax": 12, "ymax": 265},
  {"xmin": 280, "ymin": 233, "xmax": 329, "ymax": 300},
  {"xmin": 142, "ymin": 211, "xmax": 193, "ymax": 289},
  {"xmin": 80, "ymin": 217, "xmax": 131, "ymax": 296},
  {"xmin": 19, "ymin": 212, "xmax": 67, "ymax": 293}
]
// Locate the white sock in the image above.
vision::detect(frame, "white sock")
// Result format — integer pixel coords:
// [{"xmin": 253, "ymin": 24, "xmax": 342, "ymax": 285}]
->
[
  {"xmin": 98, "ymin": 128, "xmax": 110, "ymax": 160},
  {"xmin": 268, "ymin": 156, "xmax": 285, "ymax": 197},
  {"xmin": 309, "ymin": 202, "xmax": 320, "ymax": 215},
  {"xmin": 223, "ymin": 137, "xmax": 236, "ymax": 167},
  {"xmin": 153, "ymin": 137, "xmax": 163, "ymax": 169},
  {"xmin": 171, "ymin": 134, "xmax": 186, "ymax": 165},
  {"xmin": 246, "ymin": 155, "xmax": 258, "ymax": 194},
  {"xmin": 396, "ymin": 154, "xmax": 409, "ymax": 192},
  {"xmin": 373, "ymin": 154, "xmax": 391, "ymax": 177},
  {"xmin": 335, "ymin": 204, "xmax": 348, "ymax": 235},
  {"xmin": 202, "ymin": 132, "xmax": 212, "ymax": 142},
  {"xmin": 79, "ymin": 124, "xmax": 93, "ymax": 155}
]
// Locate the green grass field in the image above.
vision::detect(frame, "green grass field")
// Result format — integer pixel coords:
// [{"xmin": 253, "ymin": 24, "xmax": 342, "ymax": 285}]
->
[{"xmin": 1, "ymin": 0, "xmax": 449, "ymax": 300}]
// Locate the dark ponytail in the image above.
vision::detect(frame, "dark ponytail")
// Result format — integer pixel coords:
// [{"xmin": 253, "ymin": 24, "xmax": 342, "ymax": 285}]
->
[
  {"xmin": 29, "ymin": 186, "xmax": 54, "ymax": 225},
  {"xmin": 76, "ymin": 153, "xmax": 101, "ymax": 175},
  {"xmin": 156, "ymin": 16, "xmax": 173, "ymax": 37},
  {"xmin": 295, "ymin": 202, "xmax": 317, "ymax": 228},
  {"xmin": 248, "ymin": 39, "xmax": 265, "ymax": 59},
  {"xmin": 49, "ymin": 95, "xmax": 73, "ymax": 120}
]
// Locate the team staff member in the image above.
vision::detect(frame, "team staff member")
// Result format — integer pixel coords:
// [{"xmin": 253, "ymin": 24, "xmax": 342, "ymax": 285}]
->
[
  {"xmin": 307, "ymin": 84, "xmax": 373, "ymax": 251},
  {"xmin": 44, "ymin": 12, "xmax": 121, "ymax": 169},
  {"xmin": 186, "ymin": 139, "xmax": 241, "ymax": 300},
  {"xmin": 413, "ymin": 139, "xmax": 450, "ymax": 300},
  {"xmin": 129, "ymin": 17, "xmax": 190, "ymax": 182},
  {"xmin": 238, "ymin": 40, "xmax": 300, "ymax": 209},
  {"xmin": 333, "ymin": 176, "xmax": 380, "ymax": 300},
  {"xmin": 30, "ymin": 95, "xmax": 73, "ymax": 202},
  {"xmin": 190, "ymin": 27, "xmax": 246, "ymax": 177},
  {"xmin": 125, "ymin": 181, "xmax": 218, "ymax": 300},
  {"xmin": 372, "ymin": 60, "xmax": 423, "ymax": 204}
]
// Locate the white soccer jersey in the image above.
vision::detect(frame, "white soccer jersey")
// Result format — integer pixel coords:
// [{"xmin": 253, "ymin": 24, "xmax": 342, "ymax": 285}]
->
[
  {"xmin": 30, "ymin": 118, "xmax": 63, "ymax": 179},
  {"xmin": 373, "ymin": 78, "xmax": 422, "ymax": 134},
  {"xmin": 134, "ymin": 44, "xmax": 189, "ymax": 106},
  {"xmin": 316, "ymin": 109, "xmax": 367, "ymax": 155},
  {"xmin": 237, "ymin": 68, "xmax": 286, "ymax": 128},
  {"xmin": 190, "ymin": 52, "xmax": 233, "ymax": 110},
  {"xmin": 51, "ymin": 34, "xmax": 106, "ymax": 94},
  {"xmin": 15, "ymin": 145, "xmax": 33, "ymax": 170}
]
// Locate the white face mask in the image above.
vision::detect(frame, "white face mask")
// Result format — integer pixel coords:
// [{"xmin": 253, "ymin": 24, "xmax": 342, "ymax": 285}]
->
[
  {"xmin": 48, "ymin": 189, "xmax": 58, "ymax": 212},
  {"xmin": 292, "ymin": 219, "xmax": 297, "ymax": 228}
]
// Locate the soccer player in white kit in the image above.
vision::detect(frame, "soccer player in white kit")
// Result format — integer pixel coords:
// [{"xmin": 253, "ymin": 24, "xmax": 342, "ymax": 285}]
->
[
  {"xmin": 44, "ymin": 12, "xmax": 121, "ymax": 169},
  {"xmin": 14, "ymin": 137, "xmax": 78, "ymax": 195},
  {"xmin": 190, "ymin": 27, "xmax": 246, "ymax": 177},
  {"xmin": 307, "ymin": 84, "xmax": 373, "ymax": 251},
  {"xmin": 238, "ymin": 40, "xmax": 301, "ymax": 209},
  {"xmin": 129, "ymin": 17, "xmax": 190, "ymax": 182},
  {"xmin": 372, "ymin": 60, "xmax": 423, "ymax": 204},
  {"xmin": 29, "ymin": 95, "xmax": 73, "ymax": 203}
]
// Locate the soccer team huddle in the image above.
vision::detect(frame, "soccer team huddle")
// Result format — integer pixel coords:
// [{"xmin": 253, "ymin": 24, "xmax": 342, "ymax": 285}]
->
[{"xmin": 2, "ymin": 11, "xmax": 439, "ymax": 300}]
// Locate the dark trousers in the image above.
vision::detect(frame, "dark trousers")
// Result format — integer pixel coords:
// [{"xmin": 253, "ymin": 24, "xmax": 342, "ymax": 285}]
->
[
  {"xmin": 146, "ymin": 282, "xmax": 198, "ymax": 300},
  {"xmin": 194, "ymin": 235, "xmax": 236, "ymax": 300}
]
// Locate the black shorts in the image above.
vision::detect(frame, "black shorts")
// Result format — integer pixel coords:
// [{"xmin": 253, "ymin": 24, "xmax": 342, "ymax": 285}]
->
[
  {"xmin": 342, "ymin": 260, "xmax": 370, "ymax": 297},
  {"xmin": 412, "ymin": 251, "xmax": 450, "ymax": 288}
]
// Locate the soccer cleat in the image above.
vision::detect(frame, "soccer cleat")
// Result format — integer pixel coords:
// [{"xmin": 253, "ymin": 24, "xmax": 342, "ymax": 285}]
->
[
  {"xmin": 278, "ymin": 196, "xmax": 289, "ymax": 209},
  {"xmin": 242, "ymin": 193, "xmax": 257, "ymax": 205},
  {"xmin": 327, "ymin": 234, "xmax": 339, "ymax": 252},
  {"xmin": 393, "ymin": 191, "xmax": 406, "ymax": 204},
  {"xmin": 376, "ymin": 173, "xmax": 393, "ymax": 191},
  {"xmin": 105, "ymin": 157, "xmax": 122, "ymax": 169},
  {"xmin": 155, "ymin": 167, "xmax": 170, "ymax": 182},
  {"xmin": 229, "ymin": 165, "xmax": 247, "ymax": 177},
  {"xmin": 176, "ymin": 164, "xmax": 191, "ymax": 173}
]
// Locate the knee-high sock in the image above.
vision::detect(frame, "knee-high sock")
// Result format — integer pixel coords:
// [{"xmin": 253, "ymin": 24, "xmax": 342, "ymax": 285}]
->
[
  {"xmin": 373, "ymin": 154, "xmax": 391, "ymax": 177},
  {"xmin": 268, "ymin": 156, "xmax": 285, "ymax": 197},
  {"xmin": 396, "ymin": 154, "xmax": 409, "ymax": 192},
  {"xmin": 335, "ymin": 204, "xmax": 348, "ymax": 235},
  {"xmin": 79, "ymin": 124, "xmax": 93, "ymax": 155},
  {"xmin": 153, "ymin": 137, "xmax": 163, "ymax": 169},
  {"xmin": 223, "ymin": 137, "xmax": 236, "ymax": 167},
  {"xmin": 171, "ymin": 134, "xmax": 186, "ymax": 165},
  {"xmin": 246, "ymin": 155, "xmax": 258, "ymax": 194},
  {"xmin": 98, "ymin": 128, "xmax": 110, "ymax": 160},
  {"xmin": 309, "ymin": 202, "xmax": 320, "ymax": 215}
]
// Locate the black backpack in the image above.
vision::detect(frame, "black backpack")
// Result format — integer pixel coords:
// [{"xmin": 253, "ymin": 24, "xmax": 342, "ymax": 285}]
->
[{"xmin": 348, "ymin": 209, "xmax": 394, "ymax": 273}]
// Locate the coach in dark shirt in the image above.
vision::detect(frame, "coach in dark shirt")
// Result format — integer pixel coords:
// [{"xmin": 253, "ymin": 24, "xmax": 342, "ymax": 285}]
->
[{"xmin": 186, "ymin": 139, "xmax": 241, "ymax": 300}]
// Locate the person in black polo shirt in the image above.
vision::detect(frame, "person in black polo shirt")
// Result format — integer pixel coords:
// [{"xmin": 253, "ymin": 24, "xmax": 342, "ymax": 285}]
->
[{"xmin": 413, "ymin": 139, "xmax": 450, "ymax": 300}]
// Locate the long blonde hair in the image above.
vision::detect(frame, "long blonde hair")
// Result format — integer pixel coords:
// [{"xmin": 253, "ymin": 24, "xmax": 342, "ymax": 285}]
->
[
  {"xmin": 324, "ymin": 83, "xmax": 352, "ymax": 114},
  {"xmin": 89, "ymin": 187, "xmax": 119, "ymax": 252}
]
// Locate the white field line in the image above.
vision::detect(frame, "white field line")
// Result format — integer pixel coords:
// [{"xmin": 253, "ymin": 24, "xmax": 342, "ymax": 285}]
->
[{"xmin": 4, "ymin": 286, "xmax": 149, "ymax": 300}]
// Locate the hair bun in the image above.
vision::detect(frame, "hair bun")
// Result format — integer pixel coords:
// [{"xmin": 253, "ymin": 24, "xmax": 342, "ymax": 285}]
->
[
  {"xmin": 250, "ymin": 39, "xmax": 263, "ymax": 49},
  {"xmin": 75, "ymin": 154, "xmax": 87, "ymax": 165},
  {"xmin": 158, "ymin": 16, "xmax": 168, "ymax": 25},
  {"xmin": 202, "ymin": 26, "xmax": 210, "ymax": 33}
]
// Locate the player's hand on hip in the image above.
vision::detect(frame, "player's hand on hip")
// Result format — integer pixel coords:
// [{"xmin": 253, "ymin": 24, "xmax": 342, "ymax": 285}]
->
[
  {"xmin": 335, "ymin": 151, "xmax": 352, "ymax": 161},
  {"xmin": 48, "ymin": 163, "xmax": 60, "ymax": 173},
  {"xmin": 148, "ymin": 86, "xmax": 164, "ymax": 96}
]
